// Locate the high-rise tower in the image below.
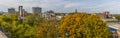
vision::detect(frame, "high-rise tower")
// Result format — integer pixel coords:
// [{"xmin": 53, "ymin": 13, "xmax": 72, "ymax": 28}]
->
[{"xmin": 19, "ymin": 6, "xmax": 24, "ymax": 19}]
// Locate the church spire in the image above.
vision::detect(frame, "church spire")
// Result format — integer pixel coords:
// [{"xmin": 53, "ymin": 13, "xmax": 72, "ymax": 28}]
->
[{"xmin": 75, "ymin": 9, "xmax": 77, "ymax": 13}]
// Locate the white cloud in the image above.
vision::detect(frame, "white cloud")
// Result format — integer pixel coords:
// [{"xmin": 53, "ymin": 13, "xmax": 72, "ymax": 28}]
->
[
  {"xmin": 0, "ymin": 0, "xmax": 19, "ymax": 7},
  {"xmin": 64, "ymin": 3, "xmax": 82, "ymax": 8},
  {"xmin": 0, "ymin": 0, "xmax": 119, "ymax": 14},
  {"xmin": 91, "ymin": 1, "xmax": 120, "ymax": 14},
  {"xmin": 0, "ymin": 0, "xmax": 73, "ymax": 12}
]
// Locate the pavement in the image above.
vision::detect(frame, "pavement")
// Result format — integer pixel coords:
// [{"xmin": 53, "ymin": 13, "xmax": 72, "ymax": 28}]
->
[
  {"xmin": 0, "ymin": 31, "xmax": 7, "ymax": 38},
  {"xmin": 107, "ymin": 23, "xmax": 120, "ymax": 30},
  {"xmin": 107, "ymin": 23, "xmax": 120, "ymax": 38}
]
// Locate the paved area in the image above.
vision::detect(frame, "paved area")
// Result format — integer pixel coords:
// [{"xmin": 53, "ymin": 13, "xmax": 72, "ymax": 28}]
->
[
  {"xmin": 107, "ymin": 23, "xmax": 120, "ymax": 38},
  {"xmin": 107, "ymin": 23, "xmax": 120, "ymax": 30},
  {"xmin": 0, "ymin": 31, "xmax": 7, "ymax": 38}
]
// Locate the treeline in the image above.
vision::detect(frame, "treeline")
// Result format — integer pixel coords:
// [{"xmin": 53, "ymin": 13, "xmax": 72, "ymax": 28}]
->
[{"xmin": 0, "ymin": 13, "xmax": 112, "ymax": 38}]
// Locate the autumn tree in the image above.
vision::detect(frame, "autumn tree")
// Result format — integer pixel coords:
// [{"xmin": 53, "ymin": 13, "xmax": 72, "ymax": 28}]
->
[
  {"xmin": 36, "ymin": 19, "xmax": 58, "ymax": 38},
  {"xmin": 58, "ymin": 13, "xmax": 112, "ymax": 38}
]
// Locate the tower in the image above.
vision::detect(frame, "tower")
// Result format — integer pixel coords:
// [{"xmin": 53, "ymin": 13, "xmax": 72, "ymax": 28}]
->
[
  {"xmin": 75, "ymin": 9, "xmax": 77, "ymax": 13},
  {"xmin": 19, "ymin": 6, "xmax": 24, "ymax": 19},
  {"xmin": 103, "ymin": 11, "xmax": 109, "ymax": 18}
]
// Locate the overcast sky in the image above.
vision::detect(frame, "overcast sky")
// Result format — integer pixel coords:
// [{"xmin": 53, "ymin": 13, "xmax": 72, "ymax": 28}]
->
[{"xmin": 0, "ymin": 0, "xmax": 120, "ymax": 14}]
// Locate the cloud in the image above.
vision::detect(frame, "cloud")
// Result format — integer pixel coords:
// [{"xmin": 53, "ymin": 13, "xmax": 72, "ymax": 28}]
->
[
  {"xmin": 0, "ymin": 0, "xmax": 91, "ymax": 13},
  {"xmin": 64, "ymin": 3, "xmax": 81, "ymax": 8},
  {"xmin": 0, "ymin": 0, "xmax": 119, "ymax": 14},
  {"xmin": 90, "ymin": 1, "xmax": 120, "ymax": 14}
]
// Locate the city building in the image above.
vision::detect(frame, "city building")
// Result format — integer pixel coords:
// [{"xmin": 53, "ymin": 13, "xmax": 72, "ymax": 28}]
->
[
  {"xmin": 19, "ymin": 6, "xmax": 23, "ymax": 17},
  {"xmin": 18, "ymin": 6, "xmax": 27, "ymax": 19},
  {"xmin": 43, "ymin": 10, "xmax": 55, "ymax": 19},
  {"xmin": 22, "ymin": 9, "xmax": 28, "ymax": 16},
  {"xmin": 43, "ymin": 10, "xmax": 68, "ymax": 20},
  {"xmin": 102, "ymin": 11, "xmax": 110, "ymax": 18},
  {"xmin": 95, "ymin": 11, "xmax": 118, "ymax": 22},
  {"xmin": 8, "ymin": 8, "xmax": 16, "ymax": 13},
  {"xmin": 54, "ymin": 13, "xmax": 68, "ymax": 20},
  {"xmin": 32, "ymin": 7, "xmax": 42, "ymax": 13}
]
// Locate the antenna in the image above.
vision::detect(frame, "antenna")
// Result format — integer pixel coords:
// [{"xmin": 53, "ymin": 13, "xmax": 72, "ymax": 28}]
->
[{"xmin": 19, "ymin": 0, "xmax": 22, "ymax": 5}]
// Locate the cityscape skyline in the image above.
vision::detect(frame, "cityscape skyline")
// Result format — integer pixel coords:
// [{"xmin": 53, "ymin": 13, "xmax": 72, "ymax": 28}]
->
[{"xmin": 0, "ymin": 0, "xmax": 120, "ymax": 14}]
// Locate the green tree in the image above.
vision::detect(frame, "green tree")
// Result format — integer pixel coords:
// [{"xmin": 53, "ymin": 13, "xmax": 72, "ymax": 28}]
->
[
  {"xmin": 111, "ymin": 15, "xmax": 120, "ymax": 21},
  {"xmin": 24, "ymin": 13, "xmax": 43, "ymax": 26},
  {"xmin": 0, "ymin": 13, "xmax": 44, "ymax": 38}
]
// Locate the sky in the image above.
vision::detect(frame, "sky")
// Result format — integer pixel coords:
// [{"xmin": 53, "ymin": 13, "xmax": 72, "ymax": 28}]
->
[{"xmin": 0, "ymin": 0, "xmax": 120, "ymax": 14}]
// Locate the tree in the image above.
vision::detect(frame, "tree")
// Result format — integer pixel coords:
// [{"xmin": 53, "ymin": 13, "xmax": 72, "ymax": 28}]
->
[
  {"xmin": 0, "ymin": 13, "xmax": 44, "ymax": 38},
  {"xmin": 24, "ymin": 13, "xmax": 43, "ymax": 26},
  {"xmin": 58, "ymin": 13, "xmax": 112, "ymax": 38},
  {"xmin": 36, "ymin": 19, "xmax": 58, "ymax": 38},
  {"xmin": 111, "ymin": 15, "xmax": 120, "ymax": 21}
]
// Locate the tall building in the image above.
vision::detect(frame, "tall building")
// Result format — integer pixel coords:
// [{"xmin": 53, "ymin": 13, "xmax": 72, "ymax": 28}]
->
[
  {"xmin": 22, "ymin": 9, "xmax": 28, "ymax": 16},
  {"xmin": 32, "ymin": 7, "xmax": 42, "ymax": 13},
  {"xmin": 102, "ymin": 11, "xmax": 109, "ymax": 18},
  {"xmin": 19, "ymin": 6, "xmax": 24, "ymax": 19},
  {"xmin": 8, "ymin": 8, "xmax": 16, "ymax": 13}
]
